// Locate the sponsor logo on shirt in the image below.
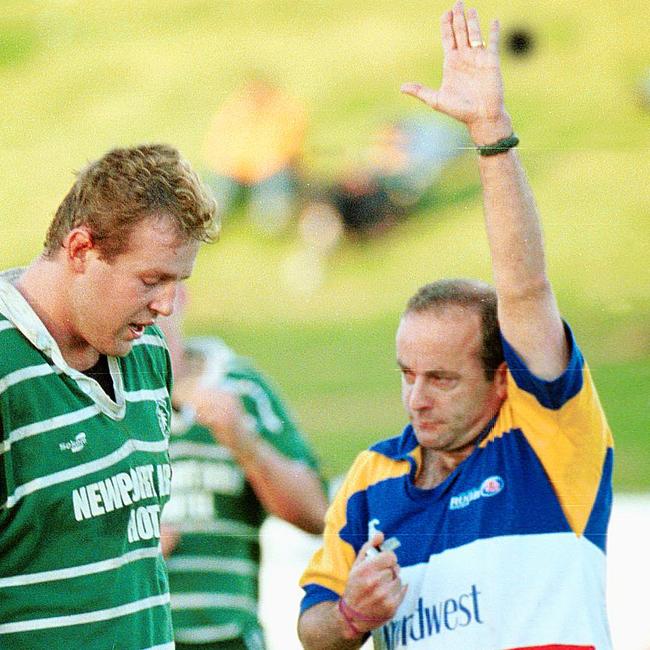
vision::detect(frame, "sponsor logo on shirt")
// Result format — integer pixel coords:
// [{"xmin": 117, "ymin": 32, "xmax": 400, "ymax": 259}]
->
[
  {"xmin": 449, "ymin": 475, "xmax": 504, "ymax": 510},
  {"xmin": 59, "ymin": 432, "xmax": 87, "ymax": 453},
  {"xmin": 156, "ymin": 397, "xmax": 171, "ymax": 437},
  {"xmin": 71, "ymin": 463, "xmax": 172, "ymax": 543},
  {"xmin": 381, "ymin": 584, "xmax": 483, "ymax": 648}
]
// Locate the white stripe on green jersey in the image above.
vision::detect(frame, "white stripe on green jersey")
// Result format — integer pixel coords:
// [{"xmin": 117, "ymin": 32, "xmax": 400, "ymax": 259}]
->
[
  {"xmin": 132, "ymin": 333, "xmax": 167, "ymax": 348},
  {"xmin": 0, "ymin": 270, "xmax": 175, "ymax": 649},
  {"xmin": 174, "ymin": 623, "xmax": 242, "ymax": 645},
  {"xmin": 0, "ymin": 545, "xmax": 161, "ymax": 587},
  {"xmin": 4, "ymin": 437, "xmax": 169, "ymax": 509},
  {"xmin": 168, "ymin": 440, "xmax": 233, "ymax": 461},
  {"xmin": 2, "ymin": 404, "xmax": 101, "ymax": 456},
  {"xmin": 0, "ymin": 593, "xmax": 171, "ymax": 634},
  {"xmin": 171, "ymin": 592, "xmax": 258, "ymax": 614},
  {"xmin": 0, "ymin": 362, "xmax": 58, "ymax": 395},
  {"xmin": 171, "ymin": 518, "xmax": 258, "ymax": 537},
  {"xmin": 165, "ymin": 555, "xmax": 256, "ymax": 575},
  {"xmin": 125, "ymin": 387, "xmax": 170, "ymax": 402}
]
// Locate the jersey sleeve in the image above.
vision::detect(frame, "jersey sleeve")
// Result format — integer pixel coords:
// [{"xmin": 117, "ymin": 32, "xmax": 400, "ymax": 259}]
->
[
  {"xmin": 298, "ymin": 451, "xmax": 373, "ymax": 612},
  {"xmin": 496, "ymin": 322, "xmax": 613, "ymax": 536}
]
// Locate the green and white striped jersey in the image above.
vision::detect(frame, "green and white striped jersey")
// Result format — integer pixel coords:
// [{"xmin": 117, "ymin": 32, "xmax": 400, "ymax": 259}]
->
[
  {"xmin": 163, "ymin": 338, "xmax": 321, "ymax": 647},
  {"xmin": 0, "ymin": 270, "xmax": 175, "ymax": 649}
]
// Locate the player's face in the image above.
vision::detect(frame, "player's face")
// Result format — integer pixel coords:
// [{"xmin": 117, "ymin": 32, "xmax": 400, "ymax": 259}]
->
[
  {"xmin": 72, "ymin": 214, "xmax": 199, "ymax": 358},
  {"xmin": 396, "ymin": 307, "xmax": 506, "ymax": 453}
]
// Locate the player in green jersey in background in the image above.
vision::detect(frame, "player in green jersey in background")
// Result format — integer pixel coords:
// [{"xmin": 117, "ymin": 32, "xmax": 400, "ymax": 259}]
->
[
  {"xmin": 0, "ymin": 144, "xmax": 218, "ymax": 649},
  {"xmin": 158, "ymin": 291, "xmax": 328, "ymax": 650}
]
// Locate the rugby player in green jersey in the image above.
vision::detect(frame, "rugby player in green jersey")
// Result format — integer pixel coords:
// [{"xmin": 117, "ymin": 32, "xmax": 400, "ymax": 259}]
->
[
  {"xmin": 158, "ymin": 292, "xmax": 327, "ymax": 650},
  {"xmin": 0, "ymin": 144, "xmax": 218, "ymax": 649}
]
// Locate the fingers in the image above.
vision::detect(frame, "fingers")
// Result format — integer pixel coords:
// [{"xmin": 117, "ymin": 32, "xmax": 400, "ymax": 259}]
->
[
  {"xmin": 440, "ymin": 10, "xmax": 455, "ymax": 53},
  {"xmin": 354, "ymin": 533, "xmax": 384, "ymax": 566},
  {"xmin": 445, "ymin": 3, "xmax": 490, "ymax": 52},
  {"xmin": 368, "ymin": 549, "xmax": 399, "ymax": 572},
  {"xmin": 487, "ymin": 19, "xmax": 500, "ymax": 56},
  {"xmin": 343, "ymin": 541, "xmax": 404, "ymax": 630},
  {"xmin": 400, "ymin": 82, "xmax": 439, "ymax": 110},
  {"xmin": 466, "ymin": 7, "xmax": 484, "ymax": 48},
  {"xmin": 452, "ymin": 1, "xmax": 470, "ymax": 50},
  {"xmin": 386, "ymin": 563, "xmax": 400, "ymax": 582}
]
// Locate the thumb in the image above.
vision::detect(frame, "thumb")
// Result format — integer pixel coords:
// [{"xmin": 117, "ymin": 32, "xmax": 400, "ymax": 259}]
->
[
  {"xmin": 354, "ymin": 532, "xmax": 384, "ymax": 566},
  {"xmin": 400, "ymin": 82, "xmax": 439, "ymax": 110}
]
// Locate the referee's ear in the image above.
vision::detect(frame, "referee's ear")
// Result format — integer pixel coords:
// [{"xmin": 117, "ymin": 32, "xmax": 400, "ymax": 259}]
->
[{"xmin": 493, "ymin": 362, "xmax": 508, "ymax": 401}]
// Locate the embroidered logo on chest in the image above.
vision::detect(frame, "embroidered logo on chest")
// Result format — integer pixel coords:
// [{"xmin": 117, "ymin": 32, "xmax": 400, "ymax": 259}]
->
[
  {"xmin": 59, "ymin": 432, "xmax": 87, "ymax": 453},
  {"xmin": 156, "ymin": 397, "xmax": 171, "ymax": 438},
  {"xmin": 449, "ymin": 475, "xmax": 505, "ymax": 510}
]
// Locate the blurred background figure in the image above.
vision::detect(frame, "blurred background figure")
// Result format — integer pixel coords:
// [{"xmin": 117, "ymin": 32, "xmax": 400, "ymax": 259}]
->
[
  {"xmin": 203, "ymin": 78, "xmax": 308, "ymax": 235},
  {"xmin": 300, "ymin": 114, "xmax": 466, "ymax": 240},
  {"xmin": 637, "ymin": 68, "xmax": 650, "ymax": 110},
  {"xmin": 158, "ymin": 290, "xmax": 327, "ymax": 650}
]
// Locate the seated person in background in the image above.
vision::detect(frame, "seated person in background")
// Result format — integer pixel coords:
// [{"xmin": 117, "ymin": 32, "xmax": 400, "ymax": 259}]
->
[
  {"xmin": 302, "ymin": 115, "xmax": 465, "ymax": 239},
  {"xmin": 637, "ymin": 68, "xmax": 650, "ymax": 110},
  {"xmin": 366, "ymin": 114, "xmax": 465, "ymax": 211},
  {"xmin": 203, "ymin": 77, "xmax": 308, "ymax": 235},
  {"xmin": 159, "ymin": 291, "xmax": 327, "ymax": 650}
]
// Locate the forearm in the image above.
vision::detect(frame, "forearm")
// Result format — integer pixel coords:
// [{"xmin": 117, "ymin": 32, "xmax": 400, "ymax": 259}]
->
[
  {"xmin": 298, "ymin": 601, "xmax": 366, "ymax": 650},
  {"xmin": 471, "ymin": 117, "xmax": 549, "ymax": 297},
  {"xmin": 232, "ymin": 432, "xmax": 327, "ymax": 534},
  {"xmin": 473, "ymin": 122, "xmax": 567, "ymax": 376}
]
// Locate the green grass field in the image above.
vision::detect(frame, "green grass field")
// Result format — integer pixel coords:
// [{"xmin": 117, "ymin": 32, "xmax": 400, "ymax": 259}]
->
[{"xmin": 2, "ymin": 0, "xmax": 649, "ymax": 489}]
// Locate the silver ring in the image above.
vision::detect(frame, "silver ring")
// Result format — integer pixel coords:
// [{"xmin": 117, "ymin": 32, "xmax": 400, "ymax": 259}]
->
[{"xmin": 470, "ymin": 39, "xmax": 485, "ymax": 48}]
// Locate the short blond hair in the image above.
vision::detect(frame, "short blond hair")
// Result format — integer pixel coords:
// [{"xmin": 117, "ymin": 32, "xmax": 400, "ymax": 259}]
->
[{"xmin": 44, "ymin": 144, "xmax": 219, "ymax": 259}]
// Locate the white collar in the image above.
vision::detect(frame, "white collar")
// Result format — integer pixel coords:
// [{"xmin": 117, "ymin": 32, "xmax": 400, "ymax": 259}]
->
[{"xmin": 0, "ymin": 267, "xmax": 126, "ymax": 419}]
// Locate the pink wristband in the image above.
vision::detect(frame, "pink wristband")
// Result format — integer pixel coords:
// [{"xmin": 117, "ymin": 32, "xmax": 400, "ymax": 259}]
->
[
  {"xmin": 339, "ymin": 597, "xmax": 385, "ymax": 624},
  {"xmin": 337, "ymin": 598, "xmax": 362, "ymax": 637}
]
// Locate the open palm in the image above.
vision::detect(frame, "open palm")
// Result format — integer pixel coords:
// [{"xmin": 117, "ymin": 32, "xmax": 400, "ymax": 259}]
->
[{"xmin": 402, "ymin": 3, "xmax": 509, "ymax": 141}]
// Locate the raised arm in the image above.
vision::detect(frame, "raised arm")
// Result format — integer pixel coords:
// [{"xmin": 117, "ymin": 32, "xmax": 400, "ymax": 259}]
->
[{"xmin": 402, "ymin": 2, "xmax": 568, "ymax": 379}]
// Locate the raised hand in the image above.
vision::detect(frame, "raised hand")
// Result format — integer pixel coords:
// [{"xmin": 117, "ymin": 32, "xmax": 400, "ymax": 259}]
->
[
  {"xmin": 174, "ymin": 376, "xmax": 258, "ymax": 456},
  {"xmin": 401, "ymin": 1, "xmax": 511, "ymax": 145}
]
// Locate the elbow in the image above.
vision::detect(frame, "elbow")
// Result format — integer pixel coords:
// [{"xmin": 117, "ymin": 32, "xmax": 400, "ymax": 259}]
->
[
  {"xmin": 298, "ymin": 611, "xmax": 317, "ymax": 650},
  {"xmin": 274, "ymin": 495, "xmax": 327, "ymax": 535},
  {"xmin": 300, "ymin": 516, "xmax": 326, "ymax": 536},
  {"xmin": 298, "ymin": 608, "xmax": 331, "ymax": 650}
]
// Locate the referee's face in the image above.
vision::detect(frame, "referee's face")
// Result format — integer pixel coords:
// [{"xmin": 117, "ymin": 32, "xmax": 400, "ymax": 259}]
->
[
  {"xmin": 70, "ymin": 213, "xmax": 199, "ymax": 359},
  {"xmin": 396, "ymin": 307, "xmax": 506, "ymax": 454}
]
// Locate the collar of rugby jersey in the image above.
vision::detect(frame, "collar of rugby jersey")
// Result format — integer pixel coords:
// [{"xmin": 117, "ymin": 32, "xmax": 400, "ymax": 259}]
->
[{"xmin": 0, "ymin": 267, "xmax": 127, "ymax": 419}]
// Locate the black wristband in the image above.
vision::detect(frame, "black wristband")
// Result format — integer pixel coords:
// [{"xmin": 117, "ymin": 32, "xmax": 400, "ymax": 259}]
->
[{"xmin": 476, "ymin": 133, "xmax": 519, "ymax": 156}]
